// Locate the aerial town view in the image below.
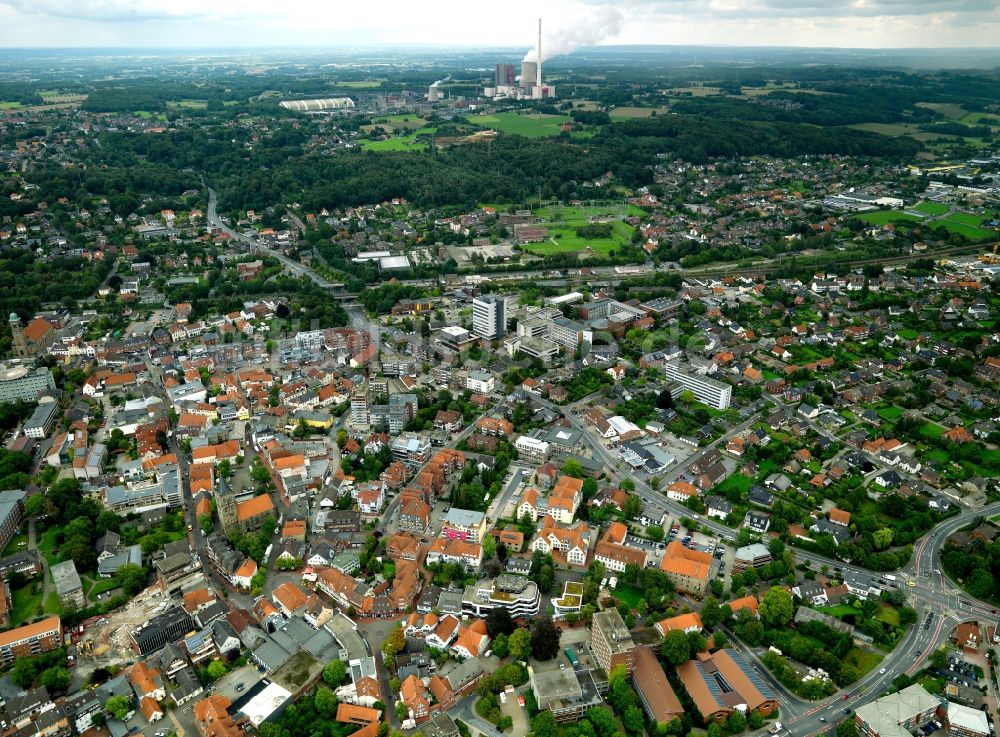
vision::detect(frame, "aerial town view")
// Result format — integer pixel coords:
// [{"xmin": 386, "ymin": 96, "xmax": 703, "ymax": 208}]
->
[{"xmin": 0, "ymin": 8, "xmax": 999, "ymax": 737}]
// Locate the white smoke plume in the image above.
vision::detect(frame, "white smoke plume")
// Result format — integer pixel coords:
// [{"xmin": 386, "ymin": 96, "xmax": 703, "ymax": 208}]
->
[{"xmin": 522, "ymin": 7, "xmax": 624, "ymax": 63}]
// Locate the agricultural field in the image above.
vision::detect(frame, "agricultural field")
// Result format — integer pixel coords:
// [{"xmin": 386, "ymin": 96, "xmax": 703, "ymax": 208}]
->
[
  {"xmin": 474, "ymin": 112, "xmax": 571, "ymax": 138},
  {"xmin": 916, "ymin": 102, "xmax": 968, "ymax": 119},
  {"xmin": 914, "ymin": 201, "xmax": 950, "ymax": 216},
  {"xmin": 335, "ymin": 80, "xmax": 385, "ymax": 89},
  {"xmin": 0, "ymin": 101, "xmax": 22, "ymax": 109},
  {"xmin": 167, "ymin": 99, "xmax": 208, "ymax": 109},
  {"xmin": 535, "ymin": 203, "xmax": 646, "ymax": 222},
  {"xmin": 933, "ymin": 214, "xmax": 996, "ymax": 241}
]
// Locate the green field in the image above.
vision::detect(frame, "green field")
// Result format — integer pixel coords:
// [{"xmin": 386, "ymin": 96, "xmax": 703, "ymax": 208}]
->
[
  {"xmin": 844, "ymin": 648, "xmax": 883, "ymax": 675},
  {"xmin": 859, "ymin": 210, "xmax": 923, "ymax": 226},
  {"xmin": 609, "ymin": 107, "xmax": 664, "ymax": 120},
  {"xmin": 374, "ymin": 114, "xmax": 430, "ymax": 132},
  {"xmin": 613, "ymin": 585, "xmax": 644, "ymax": 609},
  {"xmin": 914, "ymin": 201, "xmax": 950, "ymax": 216},
  {"xmin": 920, "ymin": 423, "xmax": 946, "ymax": 440},
  {"xmin": 536, "ymin": 203, "xmax": 646, "ymax": 222},
  {"xmin": 475, "ymin": 112, "xmax": 571, "ymax": 138},
  {"xmin": 0, "ymin": 101, "xmax": 23, "ymax": 110},
  {"xmin": 526, "ymin": 220, "xmax": 635, "ymax": 257},
  {"xmin": 166, "ymin": 100, "xmax": 207, "ymax": 109},
  {"xmin": 361, "ymin": 127, "xmax": 437, "ymax": 152},
  {"xmin": 336, "ymin": 80, "xmax": 385, "ymax": 89},
  {"xmin": 934, "ymin": 216, "xmax": 995, "ymax": 241},
  {"xmin": 875, "ymin": 603, "xmax": 900, "ymax": 626}
]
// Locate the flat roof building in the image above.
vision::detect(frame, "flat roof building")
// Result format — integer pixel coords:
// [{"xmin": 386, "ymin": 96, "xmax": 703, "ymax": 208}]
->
[
  {"xmin": 51, "ymin": 559, "xmax": 85, "ymax": 609},
  {"xmin": 591, "ymin": 609, "xmax": 636, "ymax": 675},
  {"xmin": 855, "ymin": 684, "xmax": 940, "ymax": 737}
]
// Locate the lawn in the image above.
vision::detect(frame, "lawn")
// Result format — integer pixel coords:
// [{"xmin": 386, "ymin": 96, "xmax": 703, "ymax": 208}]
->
[
  {"xmin": 859, "ymin": 210, "xmax": 923, "ymax": 226},
  {"xmin": 875, "ymin": 603, "xmax": 900, "ymax": 626},
  {"xmin": 897, "ymin": 328, "xmax": 919, "ymax": 340},
  {"xmin": 920, "ymin": 423, "xmax": 946, "ymax": 440},
  {"xmin": 374, "ymin": 114, "xmax": 430, "ymax": 132},
  {"xmin": 877, "ymin": 406, "xmax": 904, "ymax": 421},
  {"xmin": 11, "ymin": 583, "xmax": 42, "ymax": 623},
  {"xmin": 44, "ymin": 591, "xmax": 62, "ymax": 614},
  {"xmin": 716, "ymin": 474, "xmax": 752, "ymax": 496},
  {"xmin": 0, "ymin": 101, "xmax": 22, "ymax": 110},
  {"xmin": 2, "ymin": 531, "xmax": 27, "ymax": 556},
  {"xmin": 914, "ymin": 201, "xmax": 950, "ymax": 216},
  {"xmin": 37, "ymin": 527, "xmax": 60, "ymax": 566},
  {"xmin": 844, "ymin": 647, "xmax": 883, "ymax": 675},
  {"xmin": 817, "ymin": 604, "xmax": 861, "ymax": 618},
  {"xmin": 475, "ymin": 112, "xmax": 571, "ymax": 138},
  {"xmin": 85, "ymin": 575, "xmax": 119, "ymax": 602},
  {"xmin": 613, "ymin": 585, "xmax": 644, "ymax": 609}
]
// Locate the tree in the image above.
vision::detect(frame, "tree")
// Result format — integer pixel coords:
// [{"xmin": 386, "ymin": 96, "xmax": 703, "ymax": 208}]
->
[
  {"xmin": 622, "ymin": 706, "xmax": 645, "ymax": 736},
  {"xmin": 748, "ymin": 711, "xmax": 764, "ymax": 730},
  {"xmin": 562, "ymin": 459, "xmax": 584, "ymax": 478},
  {"xmin": 24, "ymin": 493, "xmax": 45, "ymax": 517},
  {"xmin": 486, "ymin": 608, "xmax": 515, "ymax": 638},
  {"xmin": 314, "ymin": 686, "xmax": 337, "ymax": 717},
  {"xmin": 206, "ymin": 661, "xmax": 227, "ymax": 681},
  {"xmin": 530, "ymin": 618, "xmax": 561, "ymax": 661},
  {"xmin": 395, "ymin": 702, "xmax": 409, "ymax": 722},
  {"xmin": 727, "ymin": 710, "xmax": 746, "ymax": 733},
  {"xmin": 482, "ymin": 533, "xmax": 496, "ymax": 560},
  {"xmin": 508, "ymin": 628, "xmax": 532, "ymax": 661},
  {"xmin": 713, "ymin": 630, "xmax": 728, "ymax": 649},
  {"xmin": 836, "ymin": 720, "xmax": 859, "ymax": 737},
  {"xmin": 759, "ymin": 587, "xmax": 794, "ymax": 628},
  {"xmin": 687, "ymin": 631, "xmax": 708, "ymax": 659},
  {"xmin": 105, "ymin": 695, "xmax": 131, "ymax": 720},
  {"xmin": 323, "ymin": 659, "xmax": 348, "ymax": 687},
  {"xmin": 531, "ymin": 712, "xmax": 558, "ymax": 737},
  {"xmin": 708, "ymin": 724, "xmax": 722, "ymax": 737},
  {"xmin": 587, "ymin": 707, "xmax": 618, "ymax": 737},
  {"xmin": 930, "ymin": 648, "xmax": 948, "ymax": 670},
  {"xmin": 382, "ymin": 624, "xmax": 405, "ymax": 659},
  {"xmin": 200, "ymin": 513, "xmax": 213, "ymax": 535},
  {"xmin": 115, "ymin": 563, "xmax": 147, "ymax": 595},
  {"xmin": 662, "ymin": 630, "xmax": 691, "ymax": 665},
  {"xmin": 492, "ymin": 633, "xmax": 509, "ymax": 658},
  {"xmin": 700, "ymin": 596, "xmax": 721, "ymax": 629},
  {"xmin": 623, "ymin": 494, "xmax": 643, "ymax": 520},
  {"xmin": 39, "ymin": 666, "xmax": 70, "ymax": 693}
]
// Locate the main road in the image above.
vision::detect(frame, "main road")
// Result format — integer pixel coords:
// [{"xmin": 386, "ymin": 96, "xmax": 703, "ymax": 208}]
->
[{"xmin": 206, "ymin": 187, "xmax": 338, "ymax": 288}]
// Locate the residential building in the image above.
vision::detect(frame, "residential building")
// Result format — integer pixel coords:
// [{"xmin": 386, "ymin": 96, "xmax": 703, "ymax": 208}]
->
[
  {"xmin": 0, "ymin": 615, "xmax": 62, "ymax": 665},
  {"xmin": 947, "ymin": 702, "xmax": 990, "ymax": 737},
  {"xmin": 24, "ymin": 401, "xmax": 58, "ymax": 439},
  {"xmin": 664, "ymin": 362, "xmax": 732, "ymax": 410},
  {"xmin": 442, "ymin": 508, "xmax": 487, "ymax": 543},
  {"xmin": 591, "ymin": 609, "xmax": 636, "ymax": 675},
  {"xmin": 515, "ymin": 435, "xmax": 550, "ymax": 464},
  {"xmin": 732, "ymin": 543, "xmax": 773, "ymax": 574},
  {"xmin": 0, "ymin": 489, "xmax": 26, "ymax": 554},
  {"xmin": 51, "ymin": 559, "xmax": 84, "ymax": 609}
]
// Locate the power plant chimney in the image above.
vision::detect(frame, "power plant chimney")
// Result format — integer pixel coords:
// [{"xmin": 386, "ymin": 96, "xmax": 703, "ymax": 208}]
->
[{"xmin": 536, "ymin": 18, "xmax": 543, "ymax": 88}]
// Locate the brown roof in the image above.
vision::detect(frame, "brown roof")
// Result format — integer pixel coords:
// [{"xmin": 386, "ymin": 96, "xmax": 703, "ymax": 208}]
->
[
  {"xmin": 23, "ymin": 317, "xmax": 53, "ymax": 343},
  {"xmin": 237, "ymin": 494, "xmax": 274, "ymax": 521},
  {"xmin": 0, "ymin": 615, "xmax": 60, "ymax": 648},
  {"xmin": 632, "ymin": 646, "xmax": 684, "ymax": 723}
]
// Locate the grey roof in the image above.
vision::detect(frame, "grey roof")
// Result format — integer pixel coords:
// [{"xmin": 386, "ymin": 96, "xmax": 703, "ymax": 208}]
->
[
  {"xmin": 443, "ymin": 507, "xmax": 485, "ymax": 528},
  {"xmin": 855, "ymin": 684, "xmax": 940, "ymax": 737},
  {"xmin": 51, "ymin": 559, "xmax": 82, "ymax": 596},
  {"xmin": 97, "ymin": 544, "xmax": 142, "ymax": 576}
]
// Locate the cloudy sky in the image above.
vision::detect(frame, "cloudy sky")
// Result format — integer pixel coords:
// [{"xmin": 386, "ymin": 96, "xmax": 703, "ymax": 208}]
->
[{"xmin": 2, "ymin": 0, "xmax": 999, "ymax": 49}]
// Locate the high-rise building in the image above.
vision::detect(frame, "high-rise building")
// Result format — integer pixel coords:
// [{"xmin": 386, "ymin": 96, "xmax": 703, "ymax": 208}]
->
[
  {"xmin": 664, "ymin": 362, "xmax": 732, "ymax": 410},
  {"xmin": 472, "ymin": 295, "xmax": 507, "ymax": 341},
  {"xmin": 495, "ymin": 63, "xmax": 515, "ymax": 86},
  {"xmin": 590, "ymin": 608, "xmax": 636, "ymax": 675}
]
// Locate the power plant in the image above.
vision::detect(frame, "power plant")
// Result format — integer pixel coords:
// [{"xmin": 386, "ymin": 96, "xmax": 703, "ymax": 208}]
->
[{"xmin": 484, "ymin": 18, "xmax": 556, "ymax": 100}]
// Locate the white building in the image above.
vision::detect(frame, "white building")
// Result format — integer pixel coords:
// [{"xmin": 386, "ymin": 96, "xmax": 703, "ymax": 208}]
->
[
  {"xmin": 472, "ymin": 295, "xmax": 507, "ymax": 341},
  {"xmin": 664, "ymin": 362, "xmax": 732, "ymax": 410}
]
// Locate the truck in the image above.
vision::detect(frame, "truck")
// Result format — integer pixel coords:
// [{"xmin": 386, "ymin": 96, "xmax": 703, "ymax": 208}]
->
[{"xmin": 883, "ymin": 574, "xmax": 897, "ymax": 582}]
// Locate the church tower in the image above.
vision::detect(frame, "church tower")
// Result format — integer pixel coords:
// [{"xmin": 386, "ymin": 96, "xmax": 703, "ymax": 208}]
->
[
  {"xmin": 9, "ymin": 313, "xmax": 27, "ymax": 358},
  {"xmin": 216, "ymin": 474, "xmax": 239, "ymax": 534}
]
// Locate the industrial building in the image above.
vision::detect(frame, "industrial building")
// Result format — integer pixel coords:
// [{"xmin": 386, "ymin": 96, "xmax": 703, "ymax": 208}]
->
[
  {"xmin": 279, "ymin": 98, "xmax": 355, "ymax": 112},
  {"xmin": 485, "ymin": 20, "xmax": 557, "ymax": 100}
]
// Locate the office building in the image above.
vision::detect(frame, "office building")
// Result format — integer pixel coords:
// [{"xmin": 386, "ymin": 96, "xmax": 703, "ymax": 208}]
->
[
  {"xmin": 664, "ymin": 362, "xmax": 732, "ymax": 410},
  {"xmin": 0, "ymin": 364, "xmax": 56, "ymax": 403},
  {"xmin": 130, "ymin": 606, "xmax": 195, "ymax": 655},
  {"xmin": 24, "ymin": 401, "xmax": 58, "ymax": 439},
  {"xmin": 591, "ymin": 609, "xmax": 636, "ymax": 675},
  {"xmin": 462, "ymin": 574, "xmax": 540, "ymax": 618},
  {"xmin": 855, "ymin": 684, "xmax": 940, "ymax": 737},
  {"xmin": 947, "ymin": 702, "xmax": 990, "ymax": 737},
  {"xmin": 52, "ymin": 559, "xmax": 85, "ymax": 609},
  {"xmin": 529, "ymin": 667, "xmax": 602, "ymax": 724},
  {"xmin": 677, "ymin": 649, "xmax": 779, "ymax": 723},
  {"xmin": 472, "ymin": 295, "xmax": 507, "ymax": 341},
  {"xmin": 632, "ymin": 646, "xmax": 684, "ymax": 725}
]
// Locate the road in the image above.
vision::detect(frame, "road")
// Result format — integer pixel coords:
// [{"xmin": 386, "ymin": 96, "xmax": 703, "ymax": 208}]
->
[{"xmin": 206, "ymin": 188, "xmax": 337, "ymax": 289}]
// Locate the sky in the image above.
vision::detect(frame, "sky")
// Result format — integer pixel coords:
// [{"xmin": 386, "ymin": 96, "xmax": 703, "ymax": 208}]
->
[{"xmin": 1, "ymin": 0, "xmax": 1000, "ymax": 49}]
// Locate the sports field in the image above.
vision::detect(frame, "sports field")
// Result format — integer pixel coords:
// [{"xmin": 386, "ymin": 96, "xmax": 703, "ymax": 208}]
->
[
  {"xmin": 525, "ymin": 220, "xmax": 635, "ymax": 258},
  {"xmin": 475, "ymin": 112, "xmax": 571, "ymax": 138},
  {"xmin": 914, "ymin": 201, "xmax": 949, "ymax": 216}
]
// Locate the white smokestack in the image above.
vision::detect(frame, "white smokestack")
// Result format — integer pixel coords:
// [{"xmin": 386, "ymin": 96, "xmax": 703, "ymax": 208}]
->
[
  {"xmin": 522, "ymin": 7, "xmax": 623, "ymax": 64},
  {"xmin": 537, "ymin": 18, "xmax": 542, "ymax": 88}
]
